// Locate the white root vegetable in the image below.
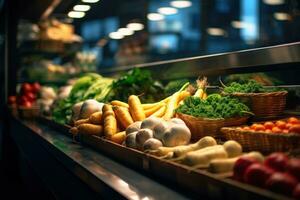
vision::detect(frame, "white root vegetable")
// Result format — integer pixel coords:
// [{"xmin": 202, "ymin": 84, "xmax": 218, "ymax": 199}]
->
[
  {"xmin": 170, "ymin": 118, "xmax": 186, "ymax": 125},
  {"xmin": 135, "ymin": 129, "xmax": 153, "ymax": 150},
  {"xmin": 125, "ymin": 121, "xmax": 142, "ymax": 135},
  {"xmin": 208, "ymin": 157, "xmax": 240, "ymax": 173},
  {"xmin": 140, "ymin": 117, "xmax": 164, "ymax": 130},
  {"xmin": 173, "ymin": 136, "xmax": 217, "ymax": 158},
  {"xmin": 125, "ymin": 131, "xmax": 138, "ymax": 148},
  {"xmin": 162, "ymin": 124, "xmax": 191, "ymax": 147},
  {"xmin": 242, "ymin": 151, "xmax": 265, "ymax": 163},
  {"xmin": 183, "ymin": 145, "xmax": 228, "ymax": 166},
  {"xmin": 79, "ymin": 100, "xmax": 104, "ymax": 119},
  {"xmin": 143, "ymin": 138, "xmax": 163, "ymax": 151},
  {"xmin": 71, "ymin": 102, "xmax": 84, "ymax": 122},
  {"xmin": 153, "ymin": 120, "xmax": 169, "ymax": 140},
  {"xmin": 223, "ymin": 140, "xmax": 243, "ymax": 158}
]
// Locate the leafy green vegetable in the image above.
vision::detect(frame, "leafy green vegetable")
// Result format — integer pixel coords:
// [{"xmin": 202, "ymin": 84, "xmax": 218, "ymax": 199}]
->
[
  {"xmin": 223, "ymin": 80, "xmax": 283, "ymax": 93},
  {"xmin": 176, "ymin": 94, "xmax": 251, "ymax": 119},
  {"xmin": 106, "ymin": 68, "xmax": 165, "ymax": 103}
]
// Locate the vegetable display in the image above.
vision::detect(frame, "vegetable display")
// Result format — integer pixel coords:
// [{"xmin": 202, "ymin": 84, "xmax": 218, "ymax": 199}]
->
[{"xmin": 176, "ymin": 94, "xmax": 251, "ymax": 119}]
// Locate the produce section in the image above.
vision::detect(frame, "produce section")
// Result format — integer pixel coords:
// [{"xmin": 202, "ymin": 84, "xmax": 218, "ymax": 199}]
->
[{"xmin": 9, "ymin": 70, "xmax": 299, "ymax": 199}]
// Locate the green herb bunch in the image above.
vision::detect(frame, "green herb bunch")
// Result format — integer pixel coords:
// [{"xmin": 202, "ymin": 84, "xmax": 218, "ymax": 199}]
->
[
  {"xmin": 223, "ymin": 80, "xmax": 282, "ymax": 93},
  {"xmin": 176, "ymin": 94, "xmax": 251, "ymax": 119}
]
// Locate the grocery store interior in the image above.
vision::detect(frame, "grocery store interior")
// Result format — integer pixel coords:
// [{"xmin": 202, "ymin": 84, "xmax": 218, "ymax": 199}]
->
[{"xmin": 0, "ymin": 0, "xmax": 300, "ymax": 199}]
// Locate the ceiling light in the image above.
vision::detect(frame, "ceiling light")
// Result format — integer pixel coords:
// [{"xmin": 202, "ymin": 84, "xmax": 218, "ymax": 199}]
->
[
  {"xmin": 263, "ymin": 0, "xmax": 284, "ymax": 5},
  {"xmin": 231, "ymin": 21, "xmax": 244, "ymax": 29},
  {"xmin": 207, "ymin": 28, "xmax": 226, "ymax": 36},
  {"xmin": 126, "ymin": 23, "xmax": 144, "ymax": 31},
  {"xmin": 109, "ymin": 32, "xmax": 124, "ymax": 40},
  {"xmin": 170, "ymin": 0, "xmax": 192, "ymax": 8},
  {"xmin": 68, "ymin": 11, "xmax": 85, "ymax": 18},
  {"xmin": 158, "ymin": 7, "xmax": 178, "ymax": 15},
  {"xmin": 117, "ymin": 28, "xmax": 134, "ymax": 36},
  {"xmin": 274, "ymin": 12, "xmax": 291, "ymax": 20},
  {"xmin": 81, "ymin": 0, "xmax": 100, "ymax": 3},
  {"xmin": 147, "ymin": 13, "xmax": 165, "ymax": 21},
  {"xmin": 73, "ymin": 5, "xmax": 91, "ymax": 12}
]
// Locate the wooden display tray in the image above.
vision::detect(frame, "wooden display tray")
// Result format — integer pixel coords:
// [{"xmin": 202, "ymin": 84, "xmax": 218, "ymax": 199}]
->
[{"xmin": 39, "ymin": 117, "xmax": 292, "ymax": 200}]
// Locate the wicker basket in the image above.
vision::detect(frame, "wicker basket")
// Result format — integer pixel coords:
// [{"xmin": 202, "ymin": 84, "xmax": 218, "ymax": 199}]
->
[
  {"xmin": 176, "ymin": 113, "xmax": 249, "ymax": 141},
  {"xmin": 221, "ymin": 127, "xmax": 300, "ymax": 154},
  {"xmin": 18, "ymin": 106, "xmax": 40, "ymax": 119},
  {"xmin": 228, "ymin": 91, "xmax": 287, "ymax": 119}
]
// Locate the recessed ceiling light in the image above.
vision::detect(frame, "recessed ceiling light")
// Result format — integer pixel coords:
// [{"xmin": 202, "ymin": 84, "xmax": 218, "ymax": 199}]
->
[
  {"xmin": 82, "ymin": 0, "xmax": 100, "ymax": 3},
  {"xmin": 73, "ymin": 5, "xmax": 91, "ymax": 12},
  {"xmin": 170, "ymin": 0, "xmax": 192, "ymax": 8},
  {"xmin": 207, "ymin": 28, "xmax": 226, "ymax": 36},
  {"xmin": 68, "ymin": 11, "xmax": 85, "ymax": 18},
  {"xmin": 158, "ymin": 7, "xmax": 178, "ymax": 15},
  {"xmin": 117, "ymin": 28, "xmax": 134, "ymax": 36},
  {"xmin": 147, "ymin": 13, "xmax": 165, "ymax": 21},
  {"xmin": 109, "ymin": 32, "xmax": 124, "ymax": 39},
  {"xmin": 274, "ymin": 12, "xmax": 291, "ymax": 20},
  {"xmin": 126, "ymin": 23, "xmax": 144, "ymax": 31},
  {"xmin": 263, "ymin": 0, "xmax": 284, "ymax": 5}
]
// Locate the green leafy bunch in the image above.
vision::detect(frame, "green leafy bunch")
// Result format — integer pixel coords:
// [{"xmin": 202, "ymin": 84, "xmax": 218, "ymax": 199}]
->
[
  {"xmin": 223, "ymin": 80, "xmax": 282, "ymax": 93},
  {"xmin": 176, "ymin": 94, "xmax": 251, "ymax": 119}
]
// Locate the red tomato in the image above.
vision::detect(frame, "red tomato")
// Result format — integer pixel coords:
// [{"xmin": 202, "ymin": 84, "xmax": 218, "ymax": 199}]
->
[
  {"xmin": 18, "ymin": 95, "xmax": 29, "ymax": 105},
  {"xmin": 286, "ymin": 123, "xmax": 293, "ymax": 129},
  {"xmin": 264, "ymin": 122, "xmax": 275, "ymax": 130},
  {"xmin": 243, "ymin": 126, "xmax": 251, "ymax": 131},
  {"xmin": 289, "ymin": 125, "xmax": 300, "ymax": 134},
  {"xmin": 21, "ymin": 100, "xmax": 32, "ymax": 108},
  {"xmin": 276, "ymin": 120, "xmax": 287, "ymax": 130},
  {"xmin": 21, "ymin": 83, "xmax": 33, "ymax": 94},
  {"xmin": 251, "ymin": 124, "xmax": 260, "ymax": 130},
  {"xmin": 283, "ymin": 129, "xmax": 289, "ymax": 134},
  {"xmin": 288, "ymin": 117, "xmax": 300, "ymax": 125},
  {"xmin": 25, "ymin": 92, "xmax": 36, "ymax": 102},
  {"xmin": 265, "ymin": 129, "xmax": 272, "ymax": 133},
  {"xmin": 272, "ymin": 127, "xmax": 282, "ymax": 134},
  {"xmin": 254, "ymin": 124, "xmax": 266, "ymax": 132},
  {"xmin": 8, "ymin": 95, "xmax": 16, "ymax": 105},
  {"xmin": 31, "ymin": 82, "xmax": 41, "ymax": 93}
]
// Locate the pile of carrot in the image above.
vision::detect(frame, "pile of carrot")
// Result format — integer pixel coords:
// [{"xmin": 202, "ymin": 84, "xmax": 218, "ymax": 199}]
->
[{"xmin": 69, "ymin": 83, "xmax": 195, "ymax": 144}]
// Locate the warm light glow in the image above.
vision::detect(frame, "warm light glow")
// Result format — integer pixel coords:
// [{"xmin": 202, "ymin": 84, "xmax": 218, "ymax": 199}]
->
[
  {"xmin": 274, "ymin": 12, "xmax": 291, "ymax": 20},
  {"xmin": 231, "ymin": 21, "xmax": 255, "ymax": 29},
  {"xmin": 109, "ymin": 32, "xmax": 124, "ymax": 39},
  {"xmin": 158, "ymin": 7, "xmax": 178, "ymax": 15},
  {"xmin": 263, "ymin": 0, "xmax": 284, "ymax": 5},
  {"xmin": 126, "ymin": 23, "xmax": 144, "ymax": 31},
  {"xmin": 170, "ymin": 0, "xmax": 192, "ymax": 8},
  {"xmin": 147, "ymin": 13, "xmax": 165, "ymax": 21},
  {"xmin": 207, "ymin": 28, "xmax": 226, "ymax": 36},
  {"xmin": 117, "ymin": 28, "xmax": 134, "ymax": 36},
  {"xmin": 82, "ymin": 0, "xmax": 100, "ymax": 3},
  {"xmin": 73, "ymin": 5, "xmax": 91, "ymax": 12},
  {"xmin": 68, "ymin": 11, "xmax": 85, "ymax": 18}
]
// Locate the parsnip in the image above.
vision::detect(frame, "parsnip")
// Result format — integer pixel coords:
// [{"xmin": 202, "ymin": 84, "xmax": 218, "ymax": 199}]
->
[
  {"xmin": 74, "ymin": 118, "xmax": 89, "ymax": 127},
  {"xmin": 88, "ymin": 111, "xmax": 102, "ymax": 125},
  {"xmin": 113, "ymin": 106, "xmax": 134, "ymax": 129},
  {"xmin": 111, "ymin": 100, "xmax": 129, "ymax": 108},
  {"xmin": 128, "ymin": 95, "xmax": 146, "ymax": 121},
  {"xmin": 111, "ymin": 131, "xmax": 126, "ymax": 144},
  {"xmin": 150, "ymin": 105, "xmax": 166, "ymax": 117},
  {"xmin": 77, "ymin": 123, "xmax": 103, "ymax": 136},
  {"xmin": 103, "ymin": 104, "xmax": 117, "ymax": 138},
  {"xmin": 208, "ymin": 157, "xmax": 240, "ymax": 173},
  {"xmin": 144, "ymin": 102, "xmax": 165, "ymax": 117}
]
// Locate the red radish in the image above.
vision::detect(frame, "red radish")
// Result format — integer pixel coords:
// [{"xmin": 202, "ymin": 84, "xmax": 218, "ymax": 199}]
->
[
  {"xmin": 233, "ymin": 157, "xmax": 258, "ymax": 182},
  {"xmin": 244, "ymin": 163, "xmax": 274, "ymax": 187},
  {"xmin": 266, "ymin": 172, "xmax": 298, "ymax": 196},
  {"xmin": 287, "ymin": 159, "xmax": 300, "ymax": 181},
  {"xmin": 264, "ymin": 152, "xmax": 289, "ymax": 172},
  {"xmin": 21, "ymin": 101, "xmax": 32, "ymax": 108},
  {"xmin": 18, "ymin": 95, "xmax": 29, "ymax": 105},
  {"xmin": 293, "ymin": 184, "xmax": 300, "ymax": 200},
  {"xmin": 31, "ymin": 82, "xmax": 41, "ymax": 93}
]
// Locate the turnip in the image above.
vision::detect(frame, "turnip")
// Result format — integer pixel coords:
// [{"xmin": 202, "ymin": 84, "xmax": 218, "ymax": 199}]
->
[
  {"xmin": 136, "ymin": 129, "xmax": 153, "ymax": 150},
  {"xmin": 143, "ymin": 138, "xmax": 163, "ymax": 151},
  {"xmin": 153, "ymin": 120, "xmax": 169, "ymax": 140},
  {"xmin": 79, "ymin": 100, "xmax": 104, "ymax": 119},
  {"xmin": 126, "ymin": 121, "xmax": 142, "ymax": 135},
  {"xmin": 162, "ymin": 124, "xmax": 191, "ymax": 147},
  {"xmin": 125, "ymin": 131, "xmax": 138, "ymax": 149}
]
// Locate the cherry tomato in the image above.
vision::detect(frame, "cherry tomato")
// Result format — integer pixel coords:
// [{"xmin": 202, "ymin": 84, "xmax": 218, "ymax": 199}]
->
[
  {"xmin": 251, "ymin": 124, "xmax": 260, "ymax": 130},
  {"xmin": 289, "ymin": 125, "xmax": 300, "ymax": 134},
  {"xmin": 276, "ymin": 120, "xmax": 287, "ymax": 130},
  {"xmin": 286, "ymin": 123, "xmax": 293, "ymax": 129},
  {"xmin": 25, "ymin": 92, "xmax": 36, "ymax": 102},
  {"xmin": 265, "ymin": 129, "xmax": 272, "ymax": 133},
  {"xmin": 31, "ymin": 82, "xmax": 41, "ymax": 93},
  {"xmin": 20, "ymin": 83, "xmax": 33, "ymax": 94},
  {"xmin": 243, "ymin": 126, "xmax": 251, "ymax": 131},
  {"xmin": 288, "ymin": 117, "xmax": 300, "ymax": 125},
  {"xmin": 8, "ymin": 95, "xmax": 16, "ymax": 105},
  {"xmin": 264, "ymin": 122, "xmax": 275, "ymax": 130},
  {"xmin": 272, "ymin": 127, "xmax": 283, "ymax": 134},
  {"xmin": 283, "ymin": 129, "xmax": 289, "ymax": 134},
  {"xmin": 22, "ymin": 101, "xmax": 32, "ymax": 108}
]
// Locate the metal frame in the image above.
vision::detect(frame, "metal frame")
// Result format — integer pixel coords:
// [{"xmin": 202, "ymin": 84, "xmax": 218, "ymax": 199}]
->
[{"xmin": 99, "ymin": 42, "xmax": 300, "ymax": 80}]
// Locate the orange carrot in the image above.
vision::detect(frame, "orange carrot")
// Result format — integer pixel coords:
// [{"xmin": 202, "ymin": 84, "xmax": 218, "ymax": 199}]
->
[
  {"xmin": 128, "ymin": 95, "xmax": 146, "ymax": 121},
  {"xmin": 111, "ymin": 100, "xmax": 129, "ymax": 108},
  {"xmin": 113, "ymin": 106, "xmax": 134, "ymax": 129},
  {"xmin": 103, "ymin": 104, "xmax": 117, "ymax": 138}
]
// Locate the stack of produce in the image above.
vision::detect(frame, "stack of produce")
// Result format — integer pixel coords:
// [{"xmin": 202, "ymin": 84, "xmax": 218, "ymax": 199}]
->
[
  {"xmin": 38, "ymin": 86, "xmax": 57, "ymax": 114},
  {"xmin": 233, "ymin": 152, "xmax": 300, "ymax": 199}
]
